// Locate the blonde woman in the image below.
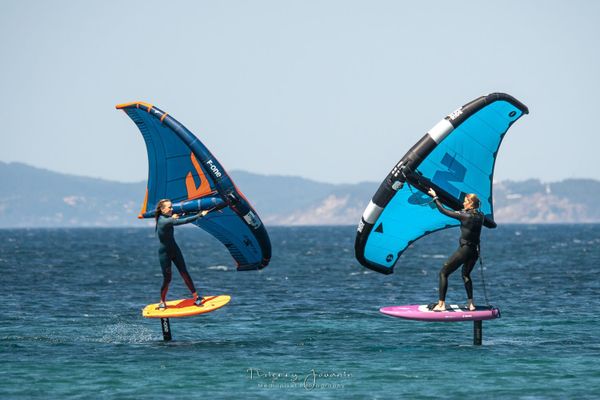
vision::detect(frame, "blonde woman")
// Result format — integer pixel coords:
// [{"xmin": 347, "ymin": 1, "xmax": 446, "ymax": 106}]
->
[
  {"xmin": 427, "ymin": 189, "xmax": 485, "ymax": 312},
  {"xmin": 155, "ymin": 199, "xmax": 208, "ymax": 309}
]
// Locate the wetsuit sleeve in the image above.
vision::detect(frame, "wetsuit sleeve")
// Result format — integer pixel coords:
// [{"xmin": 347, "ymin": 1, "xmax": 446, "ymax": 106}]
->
[
  {"xmin": 486, "ymin": 214, "xmax": 497, "ymax": 229},
  {"xmin": 434, "ymin": 199, "xmax": 465, "ymax": 222},
  {"xmin": 172, "ymin": 213, "xmax": 202, "ymax": 226}
]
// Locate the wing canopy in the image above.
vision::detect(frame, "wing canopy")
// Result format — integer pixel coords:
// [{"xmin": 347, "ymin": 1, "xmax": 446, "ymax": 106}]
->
[
  {"xmin": 355, "ymin": 93, "xmax": 528, "ymax": 274},
  {"xmin": 117, "ymin": 102, "xmax": 271, "ymax": 270}
]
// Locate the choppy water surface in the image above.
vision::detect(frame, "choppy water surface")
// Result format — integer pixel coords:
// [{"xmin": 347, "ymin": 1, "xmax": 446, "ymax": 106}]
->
[{"xmin": 1, "ymin": 225, "xmax": 599, "ymax": 399}]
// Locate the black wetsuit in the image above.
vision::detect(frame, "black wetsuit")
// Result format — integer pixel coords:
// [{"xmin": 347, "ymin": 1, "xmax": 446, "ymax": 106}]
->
[
  {"xmin": 434, "ymin": 199, "xmax": 485, "ymax": 301},
  {"xmin": 156, "ymin": 213, "xmax": 202, "ymax": 302}
]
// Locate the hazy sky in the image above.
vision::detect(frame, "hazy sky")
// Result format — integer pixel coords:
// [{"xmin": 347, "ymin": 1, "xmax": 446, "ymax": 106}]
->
[{"xmin": 1, "ymin": 1, "xmax": 598, "ymax": 184}]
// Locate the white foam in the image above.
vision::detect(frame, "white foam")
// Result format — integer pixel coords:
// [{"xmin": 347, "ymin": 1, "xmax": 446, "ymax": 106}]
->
[{"xmin": 207, "ymin": 265, "xmax": 228, "ymax": 271}]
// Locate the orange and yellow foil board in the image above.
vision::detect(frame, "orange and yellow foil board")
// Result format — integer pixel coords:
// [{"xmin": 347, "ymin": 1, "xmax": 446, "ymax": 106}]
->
[{"xmin": 142, "ymin": 295, "xmax": 231, "ymax": 318}]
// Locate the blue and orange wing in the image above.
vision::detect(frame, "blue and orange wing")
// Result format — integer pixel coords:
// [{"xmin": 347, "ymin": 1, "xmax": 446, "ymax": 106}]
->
[{"xmin": 117, "ymin": 102, "xmax": 271, "ymax": 270}]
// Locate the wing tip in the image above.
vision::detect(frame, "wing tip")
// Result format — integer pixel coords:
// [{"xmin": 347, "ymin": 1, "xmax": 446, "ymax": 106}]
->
[
  {"xmin": 115, "ymin": 101, "xmax": 154, "ymax": 111},
  {"xmin": 354, "ymin": 244, "xmax": 395, "ymax": 275},
  {"xmin": 486, "ymin": 92, "xmax": 529, "ymax": 115}
]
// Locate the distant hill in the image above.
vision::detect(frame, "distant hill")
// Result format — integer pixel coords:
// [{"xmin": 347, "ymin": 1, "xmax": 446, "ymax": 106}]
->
[
  {"xmin": 0, "ymin": 162, "xmax": 146, "ymax": 227},
  {"xmin": 1, "ymin": 161, "xmax": 599, "ymax": 227}
]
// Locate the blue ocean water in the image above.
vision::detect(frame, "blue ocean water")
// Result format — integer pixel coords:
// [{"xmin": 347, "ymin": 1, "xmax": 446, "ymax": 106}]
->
[{"xmin": 1, "ymin": 225, "xmax": 599, "ymax": 399}]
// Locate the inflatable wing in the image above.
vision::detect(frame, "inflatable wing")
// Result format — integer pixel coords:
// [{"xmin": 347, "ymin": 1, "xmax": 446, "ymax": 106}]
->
[
  {"xmin": 117, "ymin": 102, "xmax": 271, "ymax": 270},
  {"xmin": 355, "ymin": 93, "xmax": 528, "ymax": 274}
]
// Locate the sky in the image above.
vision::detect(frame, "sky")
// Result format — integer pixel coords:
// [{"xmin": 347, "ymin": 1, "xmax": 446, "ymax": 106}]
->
[{"xmin": 1, "ymin": 0, "xmax": 599, "ymax": 184}]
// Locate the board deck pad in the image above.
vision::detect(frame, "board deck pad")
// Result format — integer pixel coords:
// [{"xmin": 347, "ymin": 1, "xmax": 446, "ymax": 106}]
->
[
  {"xmin": 142, "ymin": 295, "xmax": 231, "ymax": 318},
  {"xmin": 380, "ymin": 304, "xmax": 500, "ymax": 322}
]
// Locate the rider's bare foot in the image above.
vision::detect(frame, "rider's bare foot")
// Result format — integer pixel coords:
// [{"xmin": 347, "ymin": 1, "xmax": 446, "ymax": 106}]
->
[{"xmin": 466, "ymin": 300, "xmax": 476, "ymax": 311}]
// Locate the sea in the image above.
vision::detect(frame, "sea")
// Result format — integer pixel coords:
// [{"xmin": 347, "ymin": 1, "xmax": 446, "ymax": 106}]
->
[{"xmin": 1, "ymin": 225, "xmax": 599, "ymax": 399}]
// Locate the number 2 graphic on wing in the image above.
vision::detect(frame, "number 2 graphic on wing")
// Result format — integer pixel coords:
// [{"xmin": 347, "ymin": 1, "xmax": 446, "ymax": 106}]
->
[{"xmin": 431, "ymin": 153, "xmax": 466, "ymax": 199}]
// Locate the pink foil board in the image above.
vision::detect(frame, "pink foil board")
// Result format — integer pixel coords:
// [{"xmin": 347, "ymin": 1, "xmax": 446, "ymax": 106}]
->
[{"xmin": 380, "ymin": 304, "xmax": 500, "ymax": 322}]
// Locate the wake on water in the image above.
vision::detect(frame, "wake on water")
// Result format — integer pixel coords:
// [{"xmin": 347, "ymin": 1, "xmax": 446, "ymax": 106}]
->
[{"xmin": 98, "ymin": 321, "xmax": 156, "ymax": 344}]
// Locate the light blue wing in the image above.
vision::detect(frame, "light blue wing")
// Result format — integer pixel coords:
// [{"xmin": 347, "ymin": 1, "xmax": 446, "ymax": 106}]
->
[{"xmin": 355, "ymin": 93, "xmax": 528, "ymax": 274}]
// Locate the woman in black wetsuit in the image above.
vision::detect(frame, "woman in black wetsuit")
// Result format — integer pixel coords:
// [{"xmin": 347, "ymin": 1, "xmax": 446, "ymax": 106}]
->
[
  {"xmin": 155, "ymin": 199, "xmax": 208, "ymax": 309},
  {"xmin": 427, "ymin": 189, "xmax": 486, "ymax": 312}
]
